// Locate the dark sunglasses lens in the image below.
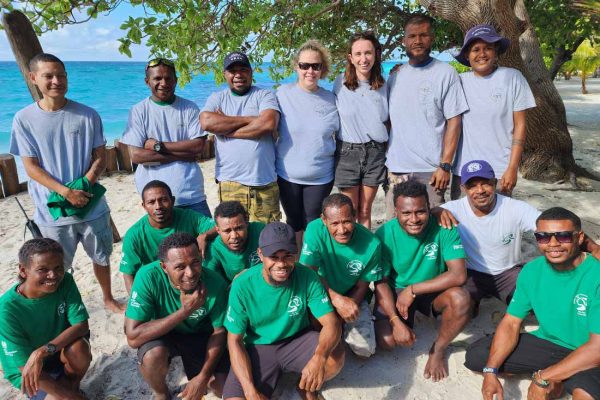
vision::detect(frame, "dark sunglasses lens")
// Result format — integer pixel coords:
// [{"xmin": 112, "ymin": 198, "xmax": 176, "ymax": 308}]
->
[
  {"xmin": 534, "ymin": 233, "xmax": 550, "ymax": 244},
  {"xmin": 554, "ymin": 231, "xmax": 575, "ymax": 243},
  {"xmin": 534, "ymin": 231, "xmax": 574, "ymax": 244},
  {"xmin": 298, "ymin": 62, "xmax": 322, "ymax": 71}
]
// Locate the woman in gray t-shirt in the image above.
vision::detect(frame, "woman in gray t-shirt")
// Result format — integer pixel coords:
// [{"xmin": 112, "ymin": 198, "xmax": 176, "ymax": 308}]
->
[{"xmin": 333, "ymin": 31, "xmax": 389, "ymax": 229}]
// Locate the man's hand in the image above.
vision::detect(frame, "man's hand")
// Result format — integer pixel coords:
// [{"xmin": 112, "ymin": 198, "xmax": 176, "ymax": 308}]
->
[
  {"xmin": 64, "ymin": 188, "xmax": 92, "ymax": 208},
  {"xmin": 20, "ymin": 348, "xmax": 46, "ymax": 397},
  {"xmin": 430, "ymin": 168, "xmax": 450, "ymax": 191},
  {"xmin": 396, "ymin": 287, "xmax": 415, "ymax": 320},
  {"xmin": 179, "ymin": 284, "xmax": 207, "ymax": 317},
  {"xmin": 482, "ymin": 373, "xmax": 504, "ymax": 400},
  {"xmin": 143, "ymin": 138, "xmax": 158, "ymax": 150},
  {"xmin": 499, "ymin": 168, "xmax": 517, "ymax": 196},
  {"xmin": 299, "ymin": 354, "xmax": 327, "ymax": 393},
  {"xmin": 178, "ymin": 374, "xmax": 209, "ymax": 400},
  {"xmin": 391, "ymin": 318, "xmax": 416, "ymax": 347},
  {"xmin": 331, "ymin": 294, "xmax": 359, "ymax": 322},
  {"xmin": 432, "ymin": 208, "xmax": 459, "ymax": 229},
  {"xmin": 527, "ymin": 381, "xmax": 552, "ymax": 400}
]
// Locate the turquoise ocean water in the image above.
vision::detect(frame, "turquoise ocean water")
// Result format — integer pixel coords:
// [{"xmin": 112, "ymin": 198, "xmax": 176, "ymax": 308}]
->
[{"xmin": 1, "ymin": 61, "xmax": 398, "ymax": 180}]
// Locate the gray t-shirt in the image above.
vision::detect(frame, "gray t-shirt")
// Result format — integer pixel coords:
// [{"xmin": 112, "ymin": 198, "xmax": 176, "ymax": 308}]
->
[
  {"xmin": 201, "ymin": 86, "xmax": 280, "ymax": 186},
  {"xmin": 387, "ymin": 59, "xmax": 469, "ymax": 173},
  {"xmin": 455, "ymin": 67, "xmax": 536, "ymax": 177},
  {"xmin": 276, "ymin": 83, "xmax": 339, "ymax": 185},
  {"xmin": 333, "ymin": 74, "xmax": 389, "ymax": 143},
  {"xmin": 10, "ymin": 100, "xmax": 110, "ymax": 227},
  {"xmin": 121, "ymin": 96, "xmax": 206, "ymax": 205}
]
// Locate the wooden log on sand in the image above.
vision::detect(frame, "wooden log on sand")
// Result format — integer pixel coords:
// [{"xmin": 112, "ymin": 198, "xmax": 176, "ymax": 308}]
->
[
  {"xmin": 0, "ymin": 154, "xmax": 21, "ymax": 197},
  {"xmin": 105, "ymin": 146, "xmax": 118, "ymax": 175},
  {"xmin": 114, "ymin": 139, "xmax": 133, "ymax": 172}
]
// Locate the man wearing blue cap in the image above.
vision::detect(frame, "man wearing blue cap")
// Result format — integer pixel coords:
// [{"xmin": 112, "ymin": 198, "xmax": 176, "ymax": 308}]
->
[
  {"xmin": 200, "ymin": 52, "xmax": 281, "ymax": 224},
  {"xmin": 435, "ymin": 159, "xmax": 540, "ymax": 311}
]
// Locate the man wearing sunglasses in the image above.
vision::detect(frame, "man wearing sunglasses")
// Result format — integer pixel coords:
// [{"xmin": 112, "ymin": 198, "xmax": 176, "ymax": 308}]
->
[
  {"xmin": 434, "ymin": 159, "xmax": 540, "ymax": 314},
  {"xmin": 121, "ymin": 58, "xmax": 211, "ymax": 217},
  {"xmin": 200, "ymin": 51, "xmax": 281, "ymax": 224},
  {"xmin": 465, "ymin": 207, "xmax": 600, "ymax": 400}
]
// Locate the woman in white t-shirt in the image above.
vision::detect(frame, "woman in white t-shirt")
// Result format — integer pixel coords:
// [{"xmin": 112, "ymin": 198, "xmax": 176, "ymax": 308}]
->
[
  {"xmin": 452, "ymin": 24, "xmax": 536, "ymax": 198},
  {"xmin": 333, "ymin": 31, "xmax": 388, "ymax": 229}
]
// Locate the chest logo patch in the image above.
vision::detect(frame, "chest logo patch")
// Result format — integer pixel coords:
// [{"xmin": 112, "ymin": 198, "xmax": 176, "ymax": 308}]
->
[
  {"xmin": 1, "ymin": 341, "xmax": 16, "ymax": 357},
  {"xmin": 248, "ymin": 251, "xmax": 261, "ymax": 266},
  {"xmin": 574, "ymin": 294, "xmax": 588, "ymax": 317},
  {"xmin": 502, "ymin": 233, "xmax": 515, "ymax": 245},
  {"xmin": 288, "ymin": 296, "xmax": 303, "ymax": 317},
  {"xmin": 347, "ymin": 260, "xmax": 364, "ymax": 276},
  {"xmin": 57, "ymin": 302, "xmax": 66, "ymax": 316},
  {"xmin": 423, "ymin": 243, "xmax": 439, "ymax": 260},
  {"xmin": 301, "ymin": 243, "xmax": 313, "ymax": 256},
  {"xmin": 189, "ymin": 307, "xmax": 207, "ymax": 320},
  {"xmin": 130, "ymin": 291, "xmax": 141, "ymax": 308}
]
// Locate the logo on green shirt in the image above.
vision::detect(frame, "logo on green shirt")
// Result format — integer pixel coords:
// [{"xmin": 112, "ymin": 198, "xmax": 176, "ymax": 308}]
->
[
  {"xmin": 57, "ymin": 302, "xmax": 66, "ymax": 316},
  {"xmin": 130, "ymin": 291, "xmax": 141, "ymax": 308},
  {"xmin": 1, "ymin": 341, "xmax": 17, "ymax": 357},
  {"xmin": 288, "ymin": 296, "xmax": 303, "ymax": 317},
  {"xmin": 423, "ymin": 243, "xmax": 439, "ymax": 260},
  {"xmin": 574, "ymin": 294, "xmax": 588, "ymax": 316},
  {"xmin": 226, "ymin": 306, "xmax": 235, "ymax": 323},
  {"xmin": 502, "ymin": 233, "xmax": 515, "ymax": 245},
  {"xmin": 189, "ymin": 307, "xmax": 207, "ymax": 319},
  {"xmin": 346, "ymin": 260, "xmax": 363, "ymax": 276},
  {"xmin": 301, "ymin": 243, "xmax": 313, "ymax": 256},
  {"xmin": 248, "ymin": 251, "xmax": 260, "ymax": 266}
]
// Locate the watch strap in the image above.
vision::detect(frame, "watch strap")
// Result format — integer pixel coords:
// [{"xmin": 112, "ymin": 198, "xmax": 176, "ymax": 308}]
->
[{"xmin": 482, "ymin": 367, "xmax": 498, "ymax": 375}]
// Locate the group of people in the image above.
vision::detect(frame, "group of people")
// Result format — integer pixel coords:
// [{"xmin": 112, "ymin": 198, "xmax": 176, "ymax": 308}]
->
[{"xmin": 2, "ymin": 12, "xmax": 600, "ymax": 400}]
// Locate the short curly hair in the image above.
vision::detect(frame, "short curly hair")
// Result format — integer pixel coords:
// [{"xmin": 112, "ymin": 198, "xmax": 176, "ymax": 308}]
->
[
  {"xmin": 214, "ymin": 201, "xmax": 249, "ymax": 221},
  {"xmin": 18, "ymin": 238, "xmax": 63, "ymax": 266},
  {"xmin": 158, "ymin": 232, "xmax": 199, "ymax": 262},
  {"xmin": 393, "ymin": 179, "xmax": 430, "ymax": 208}
]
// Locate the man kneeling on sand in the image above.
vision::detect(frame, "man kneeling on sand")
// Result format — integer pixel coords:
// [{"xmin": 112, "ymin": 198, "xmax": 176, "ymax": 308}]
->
[
  {"xmin": 125, "ymin": 232, "xmax": 229, "ymax": 400},
  {"xmin": 465, "ymin": 207, "xmax": 600, "ymax": 400},
  {"xmin": 300, "ymin": 194, "xmax": 383, "ymax": 357},
  {"xmin": 0, "ymin": 238, "xmax": 91, "ymax": 400},
  {"xmin": 374, "ymin": 179, "xmax": 471, "ymax": 381},
  {"xmin": 223, "ymin": 222, "xmax": 345, "ymax": 399}
]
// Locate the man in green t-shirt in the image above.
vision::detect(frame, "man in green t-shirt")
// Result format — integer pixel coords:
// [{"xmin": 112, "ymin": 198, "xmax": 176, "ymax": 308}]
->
[
  {"xmin": 300, "ymin": 193, "xmax": 382, "ymax": 357},
  {"xmin": 203, "ymin": 200, "xmax": 265, "ymax": 283},
  {"xmin": 0, "ymin": 238, "xmax": 90, "ymax": 400},
  {"xmin": 223, "ymin": 222, "xmax": 345, "ymax": 400},
  {"xmin": 125, "ymin": 232, "xmax": 229, "ymax": 400},
  {"xmin": 465, "ymin": 207, "xmax": 600, "ymax": 400},
  {"xmin": 120, "ymin": 180, "xmax": 216, "ymax": 293},
  {"xmin": 374, "ymin": 179, "xmax": 470, "ymax": 382}
]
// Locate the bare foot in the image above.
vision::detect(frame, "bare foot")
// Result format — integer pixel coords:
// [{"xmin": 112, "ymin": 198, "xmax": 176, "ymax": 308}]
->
[
  {"xmin": 423, "ymin": 343, "xmax": 448, "ymax": 382},
  {"xmin": 297, "ymin": 387, "xmax": 325, "ymax": 400},
  {"xmin": 104, "ymin": 298, "xmax": 126, "ymax": 313}
]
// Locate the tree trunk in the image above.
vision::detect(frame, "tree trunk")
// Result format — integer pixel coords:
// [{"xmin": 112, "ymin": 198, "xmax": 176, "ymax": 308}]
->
[
  {"xmin": 582, "ymin": 75, "xmax": 588, "ymax": 94},
  {"xmin": 548, "ymin": 37, "xmax": 586, "ymax": 81},
  {"xmin": 420, "ymin": 0, "xmax": 577, "ymax": 182}
]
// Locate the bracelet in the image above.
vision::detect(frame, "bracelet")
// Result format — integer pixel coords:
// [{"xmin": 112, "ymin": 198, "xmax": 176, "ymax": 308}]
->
[
  {"xmin": 389, "ymin": 315, "xmax": 400, "ymax": 324},
  {"xmin": 482, "ymin": 366, "xmax": 498, "ymax": 375},
  {"xmin": 531, "ymin": 370, "xmax": 550, "ymax": 388},
  {"xmin": 409, "ymin": 285, "xmax": 416, "ymax": 298}
]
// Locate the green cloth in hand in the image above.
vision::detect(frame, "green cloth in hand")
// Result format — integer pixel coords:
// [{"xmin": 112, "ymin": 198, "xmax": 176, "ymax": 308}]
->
[{"xmin": 47, "ymin": 177, "xmax": 107, "ymax": 220}]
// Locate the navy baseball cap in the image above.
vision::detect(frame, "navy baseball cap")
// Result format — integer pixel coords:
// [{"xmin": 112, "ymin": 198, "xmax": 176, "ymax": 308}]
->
[
  {"xmin": 223, "ymin": 51, "xmax": 251, "ymax": 70},
  {"xmin": 454, "ymin": 24, "xmax": 510, "ymax": 67},
  {"xmin": 259, "ymin": 222, "xmax": 297, "ymax": 257},
  {"xmin": 460, "ymin": 160, "xmax": 496, "ymax": 184}
]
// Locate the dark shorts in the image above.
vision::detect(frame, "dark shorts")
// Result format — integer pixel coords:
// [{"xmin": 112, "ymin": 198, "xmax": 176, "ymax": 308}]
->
[
  {"xmin": 465, "ymin": 333, "xmax": 600, "ymax": 397},
  {"xmin": 334, "ymin": 140, "xmax": 386, "ymax": 188},
  {"xmin": 137, "ymin": 331, "xmax": 229, "ymax": 380},
  {"xmin": 222, "ymin": 330, "xmax": 319, "ymax": 399},
  {"xmin": 464, "ymin": 265, "xmax": 522, "ymax": 304},
  {"xmin": 374, "ymin": 287, "xmax": 442, "ymax": 328},
  {"xmin": 27, "ymin": 355, "xmax": 65, "ymax": 400},
  {"xmin": 277, "ymin": 177, "xmax": 334, "ymax": 232}
]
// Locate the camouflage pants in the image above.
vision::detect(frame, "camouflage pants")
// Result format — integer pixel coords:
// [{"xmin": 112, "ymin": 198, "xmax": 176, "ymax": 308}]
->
[{"xmin": 218, "ymin": 180, "xmax": 282, "ymax": 223}]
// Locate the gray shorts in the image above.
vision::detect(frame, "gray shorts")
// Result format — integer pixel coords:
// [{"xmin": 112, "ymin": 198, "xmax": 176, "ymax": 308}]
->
[
  {"xmin": 385, "ymin": 172, "xmax": 446, "ymax": 220},
  {"xmin": 334, "ymin": 140, "xmax": 387, "ymax": 188},
  {"xmin": 223, "ymin": 330, "xmax": 319, "ymax": 399},
  {"xmin": 464, "ymin": 265, "xmax": 522, "ymax": 304},
  {"xmin": 39, "ymin": 213, "xmax": 113, "ymax": 268}
]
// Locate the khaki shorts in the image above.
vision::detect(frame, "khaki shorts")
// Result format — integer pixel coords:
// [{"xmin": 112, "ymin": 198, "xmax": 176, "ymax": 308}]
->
[{"xmin": 218, "ymin": 180, "xmax": 281, "ymax": 223}]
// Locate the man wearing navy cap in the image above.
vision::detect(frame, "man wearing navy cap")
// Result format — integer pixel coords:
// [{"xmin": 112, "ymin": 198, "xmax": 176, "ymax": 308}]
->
[{"xmin": 200, "ymin": 52, "xmax": 281, "ymax": 223}]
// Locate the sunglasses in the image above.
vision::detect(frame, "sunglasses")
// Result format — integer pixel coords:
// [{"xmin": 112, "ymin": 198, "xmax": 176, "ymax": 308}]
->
[
  {"xmin": 534, "ymin": 231, "xmax": 579, "ymax": 244},
  {"xmin": 146, "ymin": 58, "xmax": 175, "ymax": 71},
  {"xmin": 297, "ymin": 62, "xmax": 323, "ymax": 71}
]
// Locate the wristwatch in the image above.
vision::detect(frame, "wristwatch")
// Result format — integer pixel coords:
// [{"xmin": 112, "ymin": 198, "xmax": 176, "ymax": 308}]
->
[
  {"xmin": 45, "ymin": 343, "xmax": 57, "ymax": 355},
  {"xmin": 153, "ymin": 141, "xmax": 164, "ymax": 153},
  {"xmin": 439, "ymin": 162, "xmax": 452, "ymax": 172},
  {"xmin": 532, "ymin": 370, "xmax": 550, "ymax": 388},
  {"xmin": 482, "ymin": 366, "xmax": 498, "ymax": 375}
]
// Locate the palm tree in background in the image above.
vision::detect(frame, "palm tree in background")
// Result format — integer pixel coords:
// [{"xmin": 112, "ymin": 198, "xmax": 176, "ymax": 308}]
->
[{"xmin": 562, "ymin": 40, "xmax": 600, "ymax": 94}]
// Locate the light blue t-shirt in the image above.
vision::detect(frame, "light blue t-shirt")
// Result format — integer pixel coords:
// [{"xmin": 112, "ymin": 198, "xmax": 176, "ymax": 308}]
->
[
  {"xmin": 333, "ymin": 74, "xmax": 389, "ymax": 143},
  {"xmin": 201, "ymin": 86, "xmax": 280, "ymax": 186},
  {"xmin": 121, "ymin": 96, "xmax": 207, "ymax": 206},
  {"xmin": 387, "ymin": 59, "xmax": 469, "ymax": 173},
  {"xmin": 276, "ymin": 83, "xmax": 339, "ymax": 185},
  {"xmin": 455, "ymin": 67, "xmax": 536, "ymax": 177},
  {"xmin": 9, "ymin": 100, "xmax": 110, "ymax": 227}
]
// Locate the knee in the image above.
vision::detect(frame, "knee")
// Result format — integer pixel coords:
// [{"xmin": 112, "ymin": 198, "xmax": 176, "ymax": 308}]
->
[
  {"xmin": 464, "ymin": 338, "xmax": 491, "ymax": 372},
  {"xmin": 62, "ymin": 338, "xmax": 91, "ymax": 374},
  {"xmin": 141, "ymin": 346, "xmax": 169, "ymax": 373},
  {"xmin": 446, "ymin": 287, "xmax": 471, "ymax": 315},
  {"xmin": 374, "ymin": 322, "xmax": 396, "ymax": 351},
  {"xmin": 571, "ymin": 388, "xmax": 594, "ymax": 400}
]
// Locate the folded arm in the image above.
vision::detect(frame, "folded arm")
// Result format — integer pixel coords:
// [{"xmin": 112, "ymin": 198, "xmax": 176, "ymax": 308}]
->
[{"xmin": 200, "ymin": 110, "xmax": 255, "ymax": 135}]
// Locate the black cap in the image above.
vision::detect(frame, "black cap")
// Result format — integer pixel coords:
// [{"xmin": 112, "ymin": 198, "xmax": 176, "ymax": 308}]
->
[
  {"xmin": 259, "ymin": 222, "xmax": 297, "ymax": 257},
  {"xmin": 223, "ymin": 52, "xmax": 251, "ymax": 70}
]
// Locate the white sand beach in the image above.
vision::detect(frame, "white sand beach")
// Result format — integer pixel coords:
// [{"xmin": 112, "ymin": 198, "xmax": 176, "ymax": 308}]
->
[{"xmin": 0, "ymin": 78, "xmax": 598, "ymax": 400}]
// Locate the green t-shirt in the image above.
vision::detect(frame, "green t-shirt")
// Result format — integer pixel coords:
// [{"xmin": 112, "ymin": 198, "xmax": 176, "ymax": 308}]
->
[
  {"xmin": 0, "ymin": 273, "xmax": 88, "ymax": 389},
  {"xmin": 203, "ymin": 221, "xmax": 265, "ymax": 282},
  {"xmin": 225, "ymin": 264, "xmax": 334, "ymax": 345},
  {"xmin": 125, "ymin": 261, "xmax": 228, "ymax": 334},
  {"xmin": 508, "ymin": 254, "xmax": 600, "ymax": 350},
  {"xmin": 375, "ymin": 218, "xmax": 466, "ymax": 289},
  {"xmin": 120, "ymin": 207, "xmax": 215, "ymax": 275},
  {"xmin": 299, "ymin": 218, "xmax": 383, "ymax": 294}
]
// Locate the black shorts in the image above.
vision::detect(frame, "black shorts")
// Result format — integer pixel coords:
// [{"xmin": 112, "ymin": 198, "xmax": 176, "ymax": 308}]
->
[
  {"xmin": 373, "ymin": 287, "xmax": 442, "ymax": 328},
  {"xmin": 465, "ymin": 333, "xmax": 600, "ymax": 397},
  {"xmin": 334, "ymin": 140, "xmax": 386, "ymax": 188},
  {"xmin": 223, "ymin": 330, "xmax": 319, "ymax": 399},
  {"xmin": 464, "ymin": 264, "xmax": 522, "ymax": 304},
  {"xmin": 137, "ymin": 330, "xmax": 229, "ymax": 380}
]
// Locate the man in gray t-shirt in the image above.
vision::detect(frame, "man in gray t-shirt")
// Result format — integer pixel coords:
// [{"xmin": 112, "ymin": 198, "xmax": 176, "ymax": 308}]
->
[
  {"xmin": 200, "ymin": 52, "xmax": 281, "ymax": 224},
  {"xmin": 9, "ymin": 53, "xmax": 123, "ymax": 313},
  {"xmin": 121, "ymin": 58, "xmax": 210, "ymax": 217},
  {"xmin": 386, "ymin": 15, "xmax": 468, "ymax": 217}
]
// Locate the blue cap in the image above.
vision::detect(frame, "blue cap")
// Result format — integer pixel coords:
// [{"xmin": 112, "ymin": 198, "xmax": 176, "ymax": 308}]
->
[
  {"xmin": 460, "ymin": 160, "xmax": 496, "ymax": 184},
  {"xmin": 454, "ymin": 24, "xmax": 510, "ymax": 67},
  {"xmin": 223, "ymin": 51, "xmax": 251, "ymax": 70}
]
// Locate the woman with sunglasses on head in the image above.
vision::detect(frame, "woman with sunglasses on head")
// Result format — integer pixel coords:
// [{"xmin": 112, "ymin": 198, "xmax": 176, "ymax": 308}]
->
[
  {"xmin": 275, "ymin": 40, "xmax": 340, "ymax": 248},
  {"xmin": 333, "ymin": 31, "xmax": 388, "ymax": 229},
  {"xmin": 451, "ymin": 24, "xmax": 536, "ymax": 199}
]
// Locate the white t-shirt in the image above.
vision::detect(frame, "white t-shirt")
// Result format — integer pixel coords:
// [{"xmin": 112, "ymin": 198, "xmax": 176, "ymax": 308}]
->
[
  {"xmin": 455, "ymin": 67, "xmax": 536, "ymax": 177},
  {"xmin": 386, "ymin": 59, "xmax": 468, "ymax": 173},
  {"xmin": 441, "ymin": 194, "xmax": 540, "ymax": 275}
]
